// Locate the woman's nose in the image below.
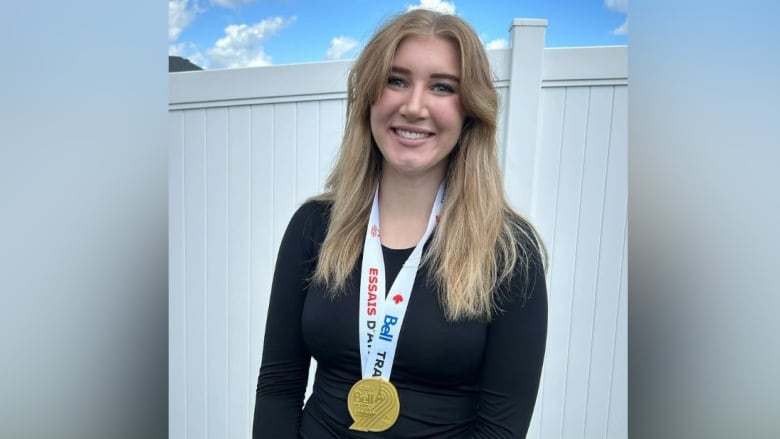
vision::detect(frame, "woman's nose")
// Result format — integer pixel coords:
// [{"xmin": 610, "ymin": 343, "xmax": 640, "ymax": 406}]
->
[{"xmin": 399, "ymin": 85, "xmax": 428, "ymax": 120}]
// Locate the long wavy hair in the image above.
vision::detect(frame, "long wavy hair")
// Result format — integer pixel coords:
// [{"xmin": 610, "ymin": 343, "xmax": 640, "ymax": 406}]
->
[{"xmin": 311, "ymin": 9, "xmax": 546, "ymax": 321}]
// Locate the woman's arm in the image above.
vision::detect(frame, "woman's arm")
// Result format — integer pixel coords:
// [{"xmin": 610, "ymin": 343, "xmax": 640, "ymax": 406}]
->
[
  {"xmin": 472, "ymin": 261, "xmax": 548, "ymax": 438},
  {"xmin": 252, "ymin": 202, "xmax": 324, "ymax": 438}
]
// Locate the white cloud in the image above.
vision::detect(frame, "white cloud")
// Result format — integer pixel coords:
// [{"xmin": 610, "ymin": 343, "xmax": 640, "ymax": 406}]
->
[
  {"xmin": 169, "ymin": 42, "xmax": 187, "ymax": 56},
  {"xmin": 605, "ymin": 0, "xmax": 628, "ymax": 35},
  {"xmin": 168, "ymin": 0, "xmax": 202, "ymax": 42},
  {"xmin": 485, "ymin": 38, "xmax": 507, "ymax": 50},
  {"xmin": 605, "ymin": 0, "xmax": 628, "ymax": 14},
  {"xmin": 168, "ymin": 41, "xmax": 204, "ymax": 67},
  {"xmin": 187, "ymin": 52, "xmax": 208, "ymax": 68},
  {"xmin": 206, "ymin": 16, "xmax": 296, "ymax": 69},
  {"xmin": 326, "ymin": 36, "xmax": 359, "ymax": 60},
  {"xmin": 406, "ymin": 0, "xmax": 456, "ymax": 14},
  {"xmin": 612, "ymin": 19, "xmax": 628, "ymax": 35}
]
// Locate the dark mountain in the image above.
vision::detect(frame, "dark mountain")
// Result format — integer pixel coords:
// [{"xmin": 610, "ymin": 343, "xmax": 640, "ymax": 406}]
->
[{"xmin": 169, "ymin": 56, "xmax": 203, "ymax": 72}]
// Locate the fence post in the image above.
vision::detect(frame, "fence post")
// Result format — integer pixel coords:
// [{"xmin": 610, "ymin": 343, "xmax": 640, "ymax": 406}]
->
[{"xmin": 502, "ymin": 18, "xmax": 547, "ymax": 216}]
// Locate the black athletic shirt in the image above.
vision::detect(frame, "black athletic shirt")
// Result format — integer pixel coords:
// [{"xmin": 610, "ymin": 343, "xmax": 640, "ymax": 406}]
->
[{"xmin": 253, "ymin": 200, "xmax": 547, "ymax": 438}]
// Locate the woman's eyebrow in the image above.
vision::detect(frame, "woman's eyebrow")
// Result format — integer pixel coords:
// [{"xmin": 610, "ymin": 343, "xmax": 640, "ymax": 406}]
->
[{"xmin": 390, "ymin": 66, "xmax": 461, "ymax": 83}]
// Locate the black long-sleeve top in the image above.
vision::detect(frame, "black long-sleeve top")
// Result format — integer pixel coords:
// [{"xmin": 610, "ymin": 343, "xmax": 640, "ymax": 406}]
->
[{"xmin": 253, "ymin": 200, "xmax": 547, "ymax": 438}]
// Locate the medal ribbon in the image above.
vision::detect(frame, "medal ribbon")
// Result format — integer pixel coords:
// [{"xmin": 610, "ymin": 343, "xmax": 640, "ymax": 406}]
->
[{"xmin": 358, "ymin": 182, "xmax": 445, "ymax": 380}]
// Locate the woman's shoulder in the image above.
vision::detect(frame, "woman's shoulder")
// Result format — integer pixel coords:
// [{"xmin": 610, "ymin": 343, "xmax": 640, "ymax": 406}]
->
[
  {"xmin": 288, "ymin": 198, "xmax": 333, "ymax": 233},
  {"xmin": 295, "ymin": 198, "xmax": 333, "ymax": 217},
  {"xmin": 277, "ymin": 199, "xmax": 333, "ymax": 257}
]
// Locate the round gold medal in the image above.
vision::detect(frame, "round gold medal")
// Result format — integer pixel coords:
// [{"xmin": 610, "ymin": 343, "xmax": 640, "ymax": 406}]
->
[{"xmin": 347, "ymin": 378, "xmax": 400, "ymax": 432}]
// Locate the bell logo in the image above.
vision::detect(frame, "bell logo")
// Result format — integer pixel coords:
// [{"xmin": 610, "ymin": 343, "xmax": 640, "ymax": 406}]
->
[{"xmin": 378, "ymin": 315, "xmax": 399, "ymax": 342}]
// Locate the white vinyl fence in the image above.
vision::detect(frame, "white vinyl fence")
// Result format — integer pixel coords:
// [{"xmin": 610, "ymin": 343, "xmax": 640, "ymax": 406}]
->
[{"xmin": 169, "ymin": 19, "xmax": 627, "ymax": 439}]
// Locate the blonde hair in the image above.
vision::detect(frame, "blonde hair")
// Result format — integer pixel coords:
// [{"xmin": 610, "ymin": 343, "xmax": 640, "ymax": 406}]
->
[{"xmin": 311, "ymin": 9, "xmax": 546, "ymax": 321}]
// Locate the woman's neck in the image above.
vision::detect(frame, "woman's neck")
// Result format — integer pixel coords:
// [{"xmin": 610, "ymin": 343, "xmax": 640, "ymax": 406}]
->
[{"xmin": 377, "ymin": 167, "xmax": 444, "ymax": 249}]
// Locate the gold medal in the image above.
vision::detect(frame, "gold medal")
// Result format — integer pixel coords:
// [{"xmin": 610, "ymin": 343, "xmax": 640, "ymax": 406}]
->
[{"xmin": 347, "ymin": 378, "xmax": 400, "ymax": 432}]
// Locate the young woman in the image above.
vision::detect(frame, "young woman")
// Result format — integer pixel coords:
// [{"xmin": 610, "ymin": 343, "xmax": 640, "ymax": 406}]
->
[{"xmin": 253, "ymin": 9, "xmax": 547, "ymax": 438}]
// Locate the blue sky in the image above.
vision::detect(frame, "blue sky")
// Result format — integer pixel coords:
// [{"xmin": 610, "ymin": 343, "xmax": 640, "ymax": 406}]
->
[{"xmin": 169, "ymin": 0, "xmax": 627, "ymax": 70}]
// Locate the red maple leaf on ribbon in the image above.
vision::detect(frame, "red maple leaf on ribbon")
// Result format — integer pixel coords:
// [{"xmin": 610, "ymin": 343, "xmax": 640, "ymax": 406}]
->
[
  {"xmin": 370, "ymin": 224, "xmax": 380, "ymax": 238},
  {"xmin": 392, "ymin": 294, "xmax": 403, "ymax": 304}
]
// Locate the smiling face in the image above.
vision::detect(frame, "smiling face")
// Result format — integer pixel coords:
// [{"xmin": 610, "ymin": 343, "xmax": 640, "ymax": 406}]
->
[{"xmin": 369, "ymin": 34, "xmax": 466, "ymax": 182}]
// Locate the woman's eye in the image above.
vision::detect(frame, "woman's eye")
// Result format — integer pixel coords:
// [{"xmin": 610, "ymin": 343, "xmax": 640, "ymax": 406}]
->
[
  {"xmin": 432, "ymin": 83, "xmax": 456, "ymax": 93},
  {"xmin": 387, "ymin": 76, "xmax": 406, "ymax": 87}
]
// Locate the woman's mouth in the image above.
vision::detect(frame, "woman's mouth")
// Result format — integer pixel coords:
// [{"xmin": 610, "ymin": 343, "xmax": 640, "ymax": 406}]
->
[{"xmin": 394, "ymin": 128, "xmax": 433, "ymax": 140}]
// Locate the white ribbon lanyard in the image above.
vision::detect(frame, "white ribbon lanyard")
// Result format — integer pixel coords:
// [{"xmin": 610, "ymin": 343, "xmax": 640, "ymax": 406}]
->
[{"xmin": 358, "ymin": 182, "xmax": 445, "ymax": 380}]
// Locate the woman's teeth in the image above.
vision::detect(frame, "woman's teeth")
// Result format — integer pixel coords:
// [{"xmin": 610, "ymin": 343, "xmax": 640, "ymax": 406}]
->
[{"xmin": 395, "ymin": 129, "xmax": 430, "ymax": 140}]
